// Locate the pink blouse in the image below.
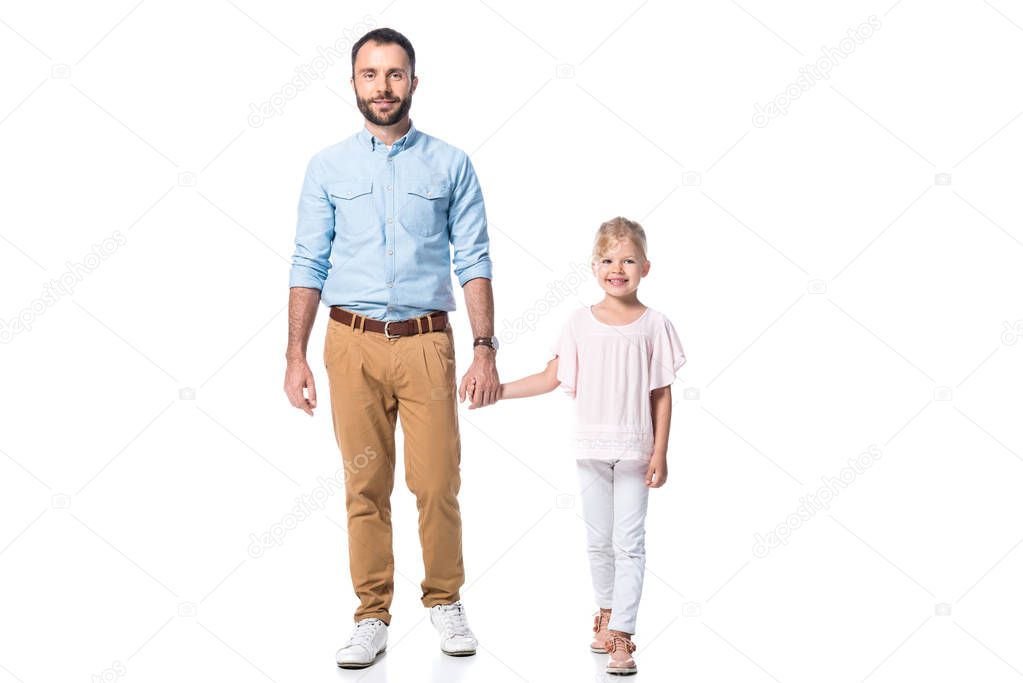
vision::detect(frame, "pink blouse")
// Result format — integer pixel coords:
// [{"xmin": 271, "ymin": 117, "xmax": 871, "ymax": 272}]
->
[{"xmin": 550, "ymin": 305, "xmax": 686, "ymax": 461}]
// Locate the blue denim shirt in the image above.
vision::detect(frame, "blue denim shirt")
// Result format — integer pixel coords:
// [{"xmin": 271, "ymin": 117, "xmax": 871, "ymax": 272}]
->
[{"xmin": 289, "ymin": 121, "xmax": 493, "ymax": 321}]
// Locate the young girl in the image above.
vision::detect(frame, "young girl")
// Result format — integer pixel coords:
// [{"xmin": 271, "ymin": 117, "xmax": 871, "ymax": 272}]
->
[{"xmin": 493, "ymin": 216, "xmax": 685, "ymax": 675}]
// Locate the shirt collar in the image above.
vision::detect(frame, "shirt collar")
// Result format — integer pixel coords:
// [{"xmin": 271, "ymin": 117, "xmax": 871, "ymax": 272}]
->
[{"xmin": 357, "ymin": 120, "xmax": 418, "ymax": 153}]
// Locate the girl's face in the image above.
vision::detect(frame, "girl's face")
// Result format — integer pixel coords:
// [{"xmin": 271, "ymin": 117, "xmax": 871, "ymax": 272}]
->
[{"xmin": 592, "ymin": 237, "xmax": 650, "ymax": 298}]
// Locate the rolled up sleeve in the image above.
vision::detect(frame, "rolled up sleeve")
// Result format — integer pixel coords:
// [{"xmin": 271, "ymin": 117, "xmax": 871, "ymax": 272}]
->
[
  {"xmin": 448, "ymin": 152, "xmax": 493, "ymax": 286},
  {"xmin": 289, "ymin": 154, "xmax": 334, "ymax": 290}
]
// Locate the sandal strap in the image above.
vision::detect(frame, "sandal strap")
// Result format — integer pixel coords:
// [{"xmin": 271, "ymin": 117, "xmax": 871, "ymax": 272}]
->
[{"xmin": 604, "ymin": 634, "xmax": 637, "ymax": 654}]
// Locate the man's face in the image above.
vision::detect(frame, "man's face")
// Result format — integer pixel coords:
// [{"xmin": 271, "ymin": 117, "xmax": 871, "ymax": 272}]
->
[{"xmin": 351, "ymin": 41, "xmax": 417, "ymax": 126}]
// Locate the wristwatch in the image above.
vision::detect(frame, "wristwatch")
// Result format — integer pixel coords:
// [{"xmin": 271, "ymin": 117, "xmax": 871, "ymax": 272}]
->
[{"xmin": 473, "ymin": 336, "xmax": 499, "ymax": 351}]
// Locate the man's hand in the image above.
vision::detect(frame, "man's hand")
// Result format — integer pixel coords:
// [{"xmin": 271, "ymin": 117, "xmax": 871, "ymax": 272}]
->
[
  {"xmin": 645, "ymin": 453, "xmax": 668, "ymax": 488},
  {"xmin": 285, "ymin": 357, "xmax": 317, "ymax": 416},
  {"xmin": 459, "ymin": 348, "xmax": 500, "ymax": 409}
]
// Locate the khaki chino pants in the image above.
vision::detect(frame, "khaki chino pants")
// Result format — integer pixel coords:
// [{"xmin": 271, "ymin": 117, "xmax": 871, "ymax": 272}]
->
[{"xmin": 324, "ymin": 308, "xmax": 463, "ymax": 625}]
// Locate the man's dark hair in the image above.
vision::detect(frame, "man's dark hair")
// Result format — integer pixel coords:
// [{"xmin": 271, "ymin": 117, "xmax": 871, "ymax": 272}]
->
[{"xmin": 351, "ymin": 28, "xmax": 416, "ymax": 77}]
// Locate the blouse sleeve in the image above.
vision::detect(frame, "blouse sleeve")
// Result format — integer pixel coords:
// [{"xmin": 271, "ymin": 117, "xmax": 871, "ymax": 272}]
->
[
  {"xmin": 650, "ymin": 316, "xmax": 686, "ymax": 392},
  {"xmin": 550, "ymin": 319, "xmax": 578, "ymax": 398}
]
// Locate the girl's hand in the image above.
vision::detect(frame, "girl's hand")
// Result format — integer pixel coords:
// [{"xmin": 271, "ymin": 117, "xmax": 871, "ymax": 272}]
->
[{"xmin": 645, "ymin": 455, "xmax": 667, "ymax": 488}]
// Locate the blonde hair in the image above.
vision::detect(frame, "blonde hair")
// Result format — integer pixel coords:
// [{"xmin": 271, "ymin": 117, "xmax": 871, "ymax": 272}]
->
[{"xmin": 591, "ymin": 216, "xmax": 648, "ymax": 263}]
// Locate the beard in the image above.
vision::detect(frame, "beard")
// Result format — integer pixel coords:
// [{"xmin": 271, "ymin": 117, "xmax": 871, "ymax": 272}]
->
[{"xmin": 356, "ymin": 91, "xmax": 413, "ymax": 126}]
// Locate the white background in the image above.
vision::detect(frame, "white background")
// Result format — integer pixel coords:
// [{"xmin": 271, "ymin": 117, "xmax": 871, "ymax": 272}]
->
[{"xmin": 2, "ymin": 1, "xmax": 1023, "ymax": 681}]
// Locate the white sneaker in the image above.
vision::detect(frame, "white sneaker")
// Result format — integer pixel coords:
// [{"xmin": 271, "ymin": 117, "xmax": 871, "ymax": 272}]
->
[
  {"xmin": 429, "ymin": 601, "xmax": 478, "ymax": 656},
  {"xmin": 335, "ymin": 618, "xmax": 387, "ymax": 669}
]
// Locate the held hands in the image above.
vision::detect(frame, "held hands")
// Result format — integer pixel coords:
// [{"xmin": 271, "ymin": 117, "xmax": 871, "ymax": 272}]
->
[
  {"xmin": 459, "ymin": 348, "xmax": 500, "ymax": 409},
  {"xmin": 285, "ymin": 357, "xmax": 317, "ymax": 416},
  {"xmin": 645, "ymin": 453, "xmax": 668, "ymax": 488}
]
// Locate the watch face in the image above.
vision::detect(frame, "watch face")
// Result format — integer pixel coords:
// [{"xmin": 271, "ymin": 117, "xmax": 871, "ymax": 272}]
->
[{"xmin": 491, "ymin": 336, "xmax": 500, "ymax": 350}]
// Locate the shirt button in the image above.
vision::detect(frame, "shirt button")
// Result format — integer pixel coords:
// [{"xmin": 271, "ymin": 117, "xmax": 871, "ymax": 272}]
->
[
  {"xmin": 387, "ymin": 218, "xmax": 393, "ymax": 223},
  {"xmin": 387, "ymin": 249, "xmax": 393, "ymax": 255},
  {"xmin": 387, "ymin": 282, "xmax": 393, "ymax": 287},
  {"xmin": 386, "ymin": 185, "xmax": 392, "ymax": 190}
]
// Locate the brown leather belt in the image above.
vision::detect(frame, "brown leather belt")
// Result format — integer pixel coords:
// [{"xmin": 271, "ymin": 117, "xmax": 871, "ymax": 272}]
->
[{"xmin": 330, "ymin": 306, "xmax": 448, "ymax": 339}]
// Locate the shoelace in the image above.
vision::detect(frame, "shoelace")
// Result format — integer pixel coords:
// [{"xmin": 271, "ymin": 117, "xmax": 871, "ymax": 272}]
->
[
  {"xmin": 435, "ymin": 603, "xmax": 472, "ymax": 637},
  {"xmin": 346, "ymin": 619, "xmax": 382, "ymax": 649},
  {"xmin": 604, "ymin": 634, "xmax": 637, "ymax": 655},
  {"xmin": 593, "ymin": 612, "xmax": 611, "ymax": 634}
]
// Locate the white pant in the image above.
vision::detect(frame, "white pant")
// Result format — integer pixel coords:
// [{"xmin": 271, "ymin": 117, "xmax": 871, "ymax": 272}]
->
[{"xmin": 576, "ymin": 457, "xmax": 650, "ymax": 634}]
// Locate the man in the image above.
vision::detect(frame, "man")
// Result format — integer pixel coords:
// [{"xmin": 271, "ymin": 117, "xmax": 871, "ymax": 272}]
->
[{"xmin": 283, "ymin": 28, "xmax": 500, "ymax": 669}]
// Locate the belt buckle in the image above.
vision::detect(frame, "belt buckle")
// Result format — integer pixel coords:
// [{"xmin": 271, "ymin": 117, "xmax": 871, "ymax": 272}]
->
[{"xmin": 383, "ymin": 321, "xmax": 400, "ymax": 339}]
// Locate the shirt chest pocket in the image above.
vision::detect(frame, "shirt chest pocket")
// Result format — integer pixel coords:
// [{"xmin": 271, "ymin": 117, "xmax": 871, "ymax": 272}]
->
[
  {"xmin": 399, "ymin": 179, "xmax": 451, "ymax": 237},
  {"xmin": 327, "ymin": 179, "xmax": 375, "ymax": 235}
]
